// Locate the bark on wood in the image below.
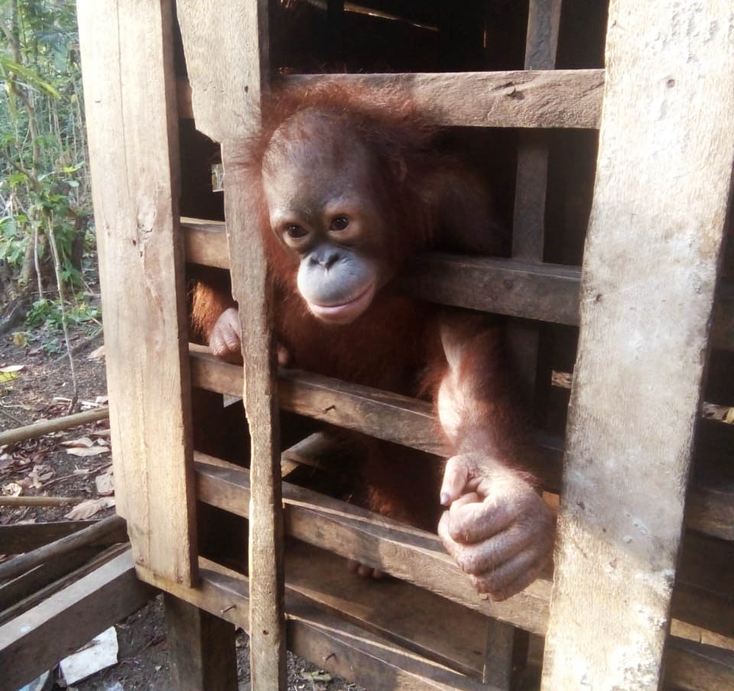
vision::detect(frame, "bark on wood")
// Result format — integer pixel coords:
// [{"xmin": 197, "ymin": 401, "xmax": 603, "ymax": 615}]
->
[
  {"xmin": 77, "ymin": 0, "xmax": 197, "ymax": 585},
  {"xmin": 542, "ymin": 3, "xmax": 734, "ymax": 690}
]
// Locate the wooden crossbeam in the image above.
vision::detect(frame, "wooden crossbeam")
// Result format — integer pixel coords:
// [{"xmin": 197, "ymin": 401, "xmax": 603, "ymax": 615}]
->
[
  {"xmin": 142, "ymin": 549, "xmax": 734, "ymax": 691},
  {"xmin": 181, "ymin": 219, "xmax": 734, "ymax": 350},
  {"xmin": 193, "ymin": 456, "xmax": 733, "ymax": 644},
  {"xmin": 189, "ymin": 346, "xmax": 734, "ymax": 542},
  {"xmin": 176, "ymin": 69, "xmax": 605, "ymax": 128}
]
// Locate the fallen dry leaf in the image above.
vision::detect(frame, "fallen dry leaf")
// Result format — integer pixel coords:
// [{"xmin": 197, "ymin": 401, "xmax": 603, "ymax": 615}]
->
[
  {"xmin": 95, "ymin": 470, "xmax": 114, "ymax": 496},
  {"xmin": 61, "ymin": 437, "xmax": 95, "ymax": 448},
  {"xmin": 88, "ymin": 345, "xmax": 105, "ymax": 361},
  {"xmin": 66, "ymin": 446, "xmax": 108, "ymax": 457},
  {"xmin": 12, "ymin": 333, "xmax": 26, "ymax": 347},
  {"xmin": 65, "ymin": 497, "xmax": 115, "ymax": 520},
  {"xmin": 0, "ymin": 365, "xmax": 24, "ymax": 383},
  {"xmin": 2, "ymin": 482, "xmax": 23, "ymax": 497}
]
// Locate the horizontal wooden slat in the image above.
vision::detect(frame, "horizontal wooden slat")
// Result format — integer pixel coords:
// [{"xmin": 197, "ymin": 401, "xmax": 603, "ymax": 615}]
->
[
  {"xmin": 178, "ymin": 69, "xmax": 605, "ymax": 129},
  {"xmin": 141, "ymin": 555, "xmax": 494, "ymax": 691},
  {"xmin": 190, "ymin": 346, "xmax": 734, "ymax": 541},
  {"xmin": 195, "ymin": 455, "xmax": 551, "ymax": 635},
  {"xmin": 181, "ymin": 220, "xmax": 734, "ymax": 349},
  {"xmin": 0, "ymin": 550, "xmax": 154, "ymax": 691},
  {"xmin": 194, "ymin": 455, "xmax": 733, "ymax": 643},
  {"xmin": 141, "ymin": 548, "xmax": 734, "ymax": 691}
]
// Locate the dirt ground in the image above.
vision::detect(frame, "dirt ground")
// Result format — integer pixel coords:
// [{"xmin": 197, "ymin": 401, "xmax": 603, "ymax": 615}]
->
[{"xmin": 0, "ymin": 316, "xmax": 362, "ymax": 690}]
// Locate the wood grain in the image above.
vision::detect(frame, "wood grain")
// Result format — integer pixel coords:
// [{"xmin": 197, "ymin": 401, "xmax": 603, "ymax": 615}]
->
[
  {"xmin": 77, "ymin": 0, "xmax": 196, "ymax": 585},
  {"xmin": 541, "ymin": 3, "xmax": 734, "ymax": 689},
  {"xmin": 178, "ymin": 70, "xmax": 604, "ymax": 129},
  {"xmin": 0, "ymin": 550, "xmax": 154, "ymax": 691},
  {"xmin": 181, "ymin": 220, "xmax": 734, "ymax": 349},
  {"xmin": 176, "ymin": 1, "xmax": 286, "ymax": 687},
  {"xmin": 164, "ymin": 594, "xmax": 238, "ymax": 691}
]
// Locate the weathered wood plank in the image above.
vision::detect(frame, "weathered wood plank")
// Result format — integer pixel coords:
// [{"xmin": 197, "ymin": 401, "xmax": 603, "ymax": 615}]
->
[
  {"xmin": 0, "ymin": 544, "xmax": 130, "ymax": 627},
  {"xmin": 0, "ymin": 520, "xmax": 125, "ymax": 555},
  {"xmin": 194, "ymin": 455, "xmax": 734, "ymax": 645},
  {"xmin": 0, "ymin": 515, "xmax": 126, "ymax": 583},
  {"xmin": 77, "ymin": 0, "xmax": 196, "ymax": 585},
  {"xmin": 177, "ymin": 70, "xmax": 604, "ymax": 129},
  {"xmin": 0, "ymin": 550, "xmax": 154, "ymax": 691},
  {"xmin": 164, "ymin": 594, "xmax": 238, "ymax": 691},
  {"xmin": 181, "ymin": 220, "xmax": 734, "ymax": 348},
  {"xmin": 140, "ymin": 550, "xmax": 734, "ymax": 691},
  {"xmin": 195, "ymin": 455, "xmax": 552, "ymax": 635},
  {"xmin": 189, "ymin": 346, "xmax": 734, "ymax": 542},
  {"xmin": 176, "ymin": 1, "xmax": 286, "ymax": 688},
  {"xmin": 285, "ymin": 540, "xmax": 488, "ymax": 679},
  {"xmin": 145, "ymin": 557, "xmax": 495, "ymax": 691},
  {"xmin": 542, "ymin": 3, "xmax": 734, "ymax": 690}
]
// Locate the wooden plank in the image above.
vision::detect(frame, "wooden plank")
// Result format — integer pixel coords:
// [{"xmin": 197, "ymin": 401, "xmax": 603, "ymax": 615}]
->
[
  {"xmin": 176, "ymin": 1, "xmax": 286, "ymax": 688},
  {"xmin": 195, "ymin": 456, "xmax": 553, "ymax": 636},
  {"xmin": 181, "ymin": 220, "xmax": 734, "ymax": 349},
  {"xmin": 77, "ymin": 0, "xmax": 196, "ymax": 585},
  {"xmin": 664, "ymin": 637, "xmax": 734, "ymax": 691},
  {"xmin": 141, "ymin": 554, "xmax": 734, "ymax": 691},
  {"xmin": 0, "ymin": 544, "xmax": 129, "ymax": 626},
  {"xmin": 164, "ymin": 594, "xmax": 238, "ymax": 691},
  {"xmin": 194, "ymin": 456, "xmax": 734, "ymax": 646},
  {"xmin": 190, "ymin": 346, "xmax": 734, "ymax": 541},
  {"xmin": 0, "ymin": 520, "xmax": 125, "ymax": 554},
  {"xmin": 0, "ymin": 515, "xmax": 126, "ymax": 582},
  {"xmin": 0, "ymin": 550, "xmax": 154, "ymax": 691},
  {"xmin": 285, "ymin": 540, "xmax": 487, "ymax": 680},
  {"xmin": 541, "ymin": 3, "xmax": 734, "ymax": 690},
  {"xmin": 177, "ymin": 70, "xmax": 603, "ymax": 129},
  {"xmin": 145, "ymin": 557, "xmax": 495, "ymax": 691}
]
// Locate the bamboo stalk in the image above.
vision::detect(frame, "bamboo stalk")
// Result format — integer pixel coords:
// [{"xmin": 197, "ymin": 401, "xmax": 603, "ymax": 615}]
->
[{"xmin": 0, "ymin": 406, "xmax": 108, "ymax": 446}]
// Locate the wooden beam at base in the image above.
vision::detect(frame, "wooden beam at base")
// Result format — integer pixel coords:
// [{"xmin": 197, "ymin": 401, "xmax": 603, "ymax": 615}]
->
[
  {"xmin": 181, "ymin": 219, "xmax": 734, "ymax": 350},
  {"xmin": 0, "ymin": 550, "xmax": 154, "ymax": 691},
  {"xmin": 541, "ymin": 3, "xmax": 734, "ymax": 690},
  {"xmin": 77, "ymin": 0, "xmax": 197, "ymax": 586},
  {"xmin": 140, "ymin": 552, "xmax": 734, "ymax": 691},
  {"xmin": 164, "ymin": 594, "xmax": 238, "ymax": 691}
]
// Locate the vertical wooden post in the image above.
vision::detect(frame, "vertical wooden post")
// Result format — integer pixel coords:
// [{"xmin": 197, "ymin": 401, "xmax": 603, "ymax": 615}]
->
[
  {"xmin": 542, "ymin": 2, "xmax": 734, "ymax": 690},
  {"xmin": 76, "ymin": 0, "xmax": 197, "ymax": 586},
  {"xmin": 509, "ymin": 0, "xmax": 563, "ymax": 400},
  {"xmin": 176, "ymin": 2, "xmax": 287, "ymax": 689},
  {"xmin": 164, "ymin": 595, "xmax": 238, "ymax": 691},
  {"xmin": 484, "ymin": 2, "xmax": 563, "ymax": 686}
]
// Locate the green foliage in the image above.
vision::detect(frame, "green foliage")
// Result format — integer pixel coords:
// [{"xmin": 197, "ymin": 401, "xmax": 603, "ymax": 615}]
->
[
  {"xmin": 24, "ymin": 293, "xmax": 101, "ymax": 352},
  {"xmin": 0, "ymin": 0, "xmax": 92, "ymax": 303}
]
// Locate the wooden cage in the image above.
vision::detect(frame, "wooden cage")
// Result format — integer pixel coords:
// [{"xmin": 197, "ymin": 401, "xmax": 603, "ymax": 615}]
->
[{"xmin": 70, "ymin": 0, "xmax": 734, "ymax": 689}]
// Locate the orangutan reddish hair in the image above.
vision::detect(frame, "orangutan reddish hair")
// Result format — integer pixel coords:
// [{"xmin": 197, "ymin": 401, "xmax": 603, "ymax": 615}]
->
[{"xmin": 192, "ymin": 83, "xmax": 554, "ymax": 600}]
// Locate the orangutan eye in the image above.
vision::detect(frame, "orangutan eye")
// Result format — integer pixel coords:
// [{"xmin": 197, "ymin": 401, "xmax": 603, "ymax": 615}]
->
[
  {"xmin": 284, "ymin": 224, "xmax": 308, "ymax": 239},
  {"xmin": 330, "ymin": 216, "xmax": 349, "ymax": 231}
]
